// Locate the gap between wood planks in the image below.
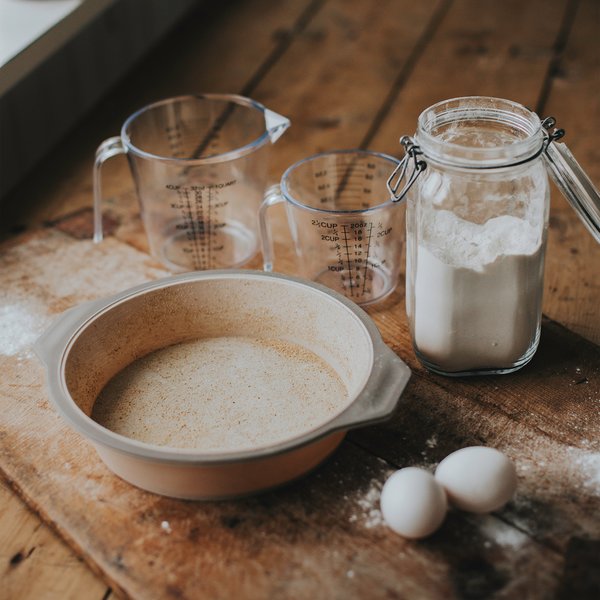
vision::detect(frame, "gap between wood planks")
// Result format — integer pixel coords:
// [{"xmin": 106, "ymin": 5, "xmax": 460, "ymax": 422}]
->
[
  {"xmin": 224, "ymin": 0, "xmax": 585, "ymax": 158},
  {"xmin": 233, "ymin": 0, "xmax": 455, "ymax": 151},
  {"xmin": 358, "ymin": 0, "xmax": 453, "ymax": 150},
  {"xmin": 535, "ymin": 0, "xmax": 580, "ymax": 115},
  {"xmin": 240, "ymin": 0, "xmax": 327, "ymax": 98},
  {"xmin": 0, "ymin": 469, "xmax": 117, "ymax": 600}
]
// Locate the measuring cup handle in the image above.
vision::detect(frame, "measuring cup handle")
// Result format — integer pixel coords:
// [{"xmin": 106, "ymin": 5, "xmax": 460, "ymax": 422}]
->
[
  {"xmin": 93, "ymin": 136, "xmax": 127, "ymax": 243},
  {"xmin": 259, "ymin": 184, "xmax": 286, "ymax": 272}
]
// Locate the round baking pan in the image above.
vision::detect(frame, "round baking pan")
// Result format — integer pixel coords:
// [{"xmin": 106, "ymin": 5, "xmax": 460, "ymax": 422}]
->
[{"xmin": 35, "ymin": 270, "xmax": 410, "ymax": 499}]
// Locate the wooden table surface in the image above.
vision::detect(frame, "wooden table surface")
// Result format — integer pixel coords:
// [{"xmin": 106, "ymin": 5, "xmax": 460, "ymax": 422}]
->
[{"xmin": 1, "ymin": 0, "xmax": 599, "ymax": 598}]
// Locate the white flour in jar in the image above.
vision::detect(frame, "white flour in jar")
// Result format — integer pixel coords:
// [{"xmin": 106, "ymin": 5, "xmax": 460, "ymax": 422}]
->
[{"xmin": 411, "ymin": 209, "xmax": 544, "ymax": 373}]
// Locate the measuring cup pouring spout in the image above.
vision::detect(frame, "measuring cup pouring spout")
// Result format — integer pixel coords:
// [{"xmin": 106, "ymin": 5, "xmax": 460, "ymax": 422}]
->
[
  {"xmin": 93, "ymin": 94, "xmax": 291, "ymax": 273},
  {"xmin": 259, "ymin": 149, "xmax": 404, "ymax": 306},
  {"xmin": 264, "ymin": 109, "xmax": 290, "ymax": 144}
]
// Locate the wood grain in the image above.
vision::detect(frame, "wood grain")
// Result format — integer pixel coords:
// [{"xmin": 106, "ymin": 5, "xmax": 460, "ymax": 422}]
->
[
  {"xmin": 1, "ymin": 0, "xmax": 599, "ymax": 598},
  {"xmin": 0, "ymin": 478, "xmax": 108, "ymax": 600},
  {"xmin": 540, "ymin": 0, "xmax": 600, "ymax": 343}
]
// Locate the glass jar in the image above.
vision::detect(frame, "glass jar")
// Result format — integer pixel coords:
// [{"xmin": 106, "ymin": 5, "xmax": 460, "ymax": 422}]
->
[
  {"xmin": 390, "ymin": 96, "xmax": 600, "ymax": 376},
  {"xmin": 389, "ymin": 97, "xmax": 583, "ymax": 376}
]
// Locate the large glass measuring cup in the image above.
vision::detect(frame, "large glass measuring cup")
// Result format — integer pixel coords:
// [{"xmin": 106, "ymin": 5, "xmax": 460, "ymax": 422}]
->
[
  {"xmin": 94, "ymin": 94, "xmax": 290, "ymax": 271},
  {"xmin": 260, "ymin": 150, "xmax": 404, "ymax": 305}
]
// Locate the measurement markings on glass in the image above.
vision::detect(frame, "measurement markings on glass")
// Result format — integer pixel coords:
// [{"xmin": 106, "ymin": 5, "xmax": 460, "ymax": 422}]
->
[
  {"xmin": 165, "ymin": 123, "xmax": 184, "ymax": 158},
  {"xmin": 168, "ymin": 179, "xmax": 235, "ymax": 269},
  {"xmin": 207, "ymin": 186, "xmax": 213, "ymax": 268},
  {"xmin": 182, "ymin": 187, "xmax": 203, "ymax": 269},
  {"xmin": 198, "ymin": 186, "xmax": 212, "ymax": 269},
  {"xmin": 170, "ymin": 185, "xmax": 211, "ymax": 270},
  {"xmin": 362, "ymin": 222, "xmax": 374, "ymax": 295},
  {"xmin": 339, "ymin": 222, "xmax": 375, "ymax": 298},
  {"xmin": 341, "ymin": 225, "xmax": 355, "ymax": 296},
  {"xmin": 315, "ymin": 161, "xmax": 377, "ymax": 207}
]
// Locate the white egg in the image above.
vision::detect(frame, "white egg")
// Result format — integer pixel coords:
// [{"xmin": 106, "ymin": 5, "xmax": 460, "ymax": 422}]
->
[
  {"xmin": 434, "ymin": 446, "xmax": 517, "ymax": 514},
  {"xmin": 380, "ymin": 467, "xmax": 448, "ymax": 539}
]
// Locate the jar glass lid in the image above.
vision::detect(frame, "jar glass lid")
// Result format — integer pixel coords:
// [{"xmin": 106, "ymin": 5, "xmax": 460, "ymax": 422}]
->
[{"xmin": 543, "ymin": 139, "xmax": 600, "ymax": 243}]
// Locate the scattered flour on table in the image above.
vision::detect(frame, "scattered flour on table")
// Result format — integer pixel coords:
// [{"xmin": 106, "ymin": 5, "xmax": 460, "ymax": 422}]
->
[
  {"xmin": 568, "ymin": 448, "xmax": 600, "ymax": 495},
  {"xmin": 0, "ymin": 303, "xmax": 47, "ymax": 357},
  {"xmin": 514, "ymin": 442, "xmax": 600, "ymax": 496},
  {"xmin": 425, "ymin": 434, "xmax": 438, "ymax": 449},
  {"xmin": 350, "ymin": 477, "xmax": 388, "ymax": 529},
  {"xmin": 478, "ymin": 515, "xmax": 529, "ymax": 550},
  {"xmin": 421, "ymin": 434, "xmax": 439, "ymax": 460},
  {"xmin": 0, "ymin": 234, "xmax": 167, "ymax": 359}
]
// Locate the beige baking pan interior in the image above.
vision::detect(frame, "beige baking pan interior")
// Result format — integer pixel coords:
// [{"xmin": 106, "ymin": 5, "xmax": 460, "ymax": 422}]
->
[
  {"xmin": 37, "ymin": 271, "xmax": 410, "ymax": 499},
  {"xmin": 65, "ymin": 274, "xmax": 372, "ymax": 453}
]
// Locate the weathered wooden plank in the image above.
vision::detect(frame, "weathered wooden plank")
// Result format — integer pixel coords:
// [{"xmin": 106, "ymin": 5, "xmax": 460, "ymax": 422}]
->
[
  {"xmin": 369, "ymin": 0, "xmax": 569, "ymax": 148},
  {"xmin": 0, "ymin": 478, "xmax": 109, "ymax": 600},
  {"xmin": 0, "ymin": 232, "xmax": 166, "ymax": 599},
  {"xmin": 247, "ymin": 0, "xmax": 441, "ymax": 175},
  {"xmin": 540, "ymin": 0, "xmax": 600, "ymax": 343}
]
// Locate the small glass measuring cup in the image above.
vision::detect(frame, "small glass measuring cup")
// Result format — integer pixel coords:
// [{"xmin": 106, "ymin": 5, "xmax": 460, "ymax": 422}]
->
[
  {"xmin": 259, "ymin": 150, "xmax": 403, "ymax": 305},
  {"xmin": 93, "ymin": 94, "xmax": 290, "ymax": 271}
]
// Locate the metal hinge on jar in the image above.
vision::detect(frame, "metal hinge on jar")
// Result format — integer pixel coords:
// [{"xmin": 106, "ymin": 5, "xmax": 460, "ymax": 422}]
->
[{"xmin": 386, "ymin": 136, "xmax": 426, "ymax": 203}]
